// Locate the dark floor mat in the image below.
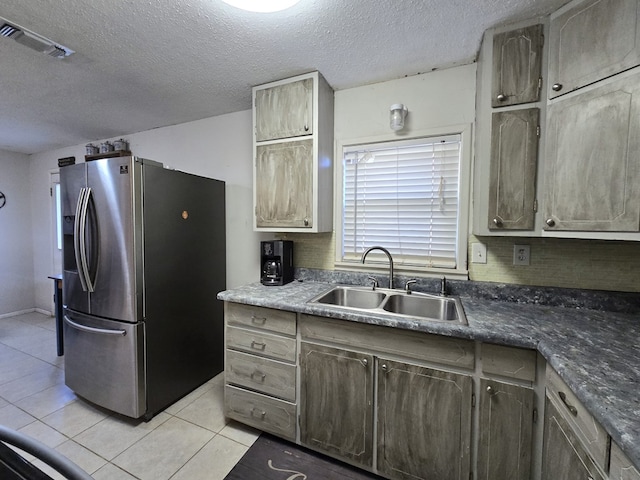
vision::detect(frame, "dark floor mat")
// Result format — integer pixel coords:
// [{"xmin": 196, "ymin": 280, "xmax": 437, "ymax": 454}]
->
[{"xmin": 224, "ymin": 433, "xmax": 383, "ymax": 479}]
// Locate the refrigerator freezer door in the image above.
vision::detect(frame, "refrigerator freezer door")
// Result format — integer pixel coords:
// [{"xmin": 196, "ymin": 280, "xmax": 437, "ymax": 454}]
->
[
  {"xmin": 63, "ymin": 310, "xmax": 146, "ymax": 418},
  {"xmin": 86, "ymin": 158, "xmax": 143, "ymax": 322}
]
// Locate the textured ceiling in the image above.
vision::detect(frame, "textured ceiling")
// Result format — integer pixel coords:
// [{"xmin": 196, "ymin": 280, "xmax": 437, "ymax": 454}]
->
[{"xmin": 0, "ymin": 0, "xmax": 568, "ymax": 154}]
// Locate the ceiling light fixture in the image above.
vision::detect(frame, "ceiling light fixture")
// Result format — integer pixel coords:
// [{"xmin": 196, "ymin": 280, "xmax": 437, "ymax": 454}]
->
[
  {"xmin": 0, "ymin": 17, "xmax": 74, "ymax": 58},
  {"xmin": 221, "ymin": 0, "xmax": 301, "ymax": 13}
]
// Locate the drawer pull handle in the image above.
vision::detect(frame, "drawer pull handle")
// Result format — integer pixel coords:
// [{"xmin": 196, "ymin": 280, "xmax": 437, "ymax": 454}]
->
[
  {"xmin": 251, "ymin": 407, "xmax": 266, "ymax": 419},
  {"xmin": 251, "ymin": 340, "xmax": 266, "ymax": 351},
  {"xmin": 251, "ymin": 370, "xmax": 266, "ymax": 382},
  {"xmin": 558, "ymin": 391, "xmax": 578, "ymax": 416},
  {"xmin": 251, "ymin": 315, "xmax": 267, "ymax": 325}
]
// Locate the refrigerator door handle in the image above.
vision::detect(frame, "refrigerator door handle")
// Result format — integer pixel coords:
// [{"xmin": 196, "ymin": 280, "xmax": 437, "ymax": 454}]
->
[
  {"xmin": 64, "ymin": 316, "xmax": 127, "ymax": 336},
  {"xmin": 73, "ymin": 187, "xmax": 89, "ymax": 292},
  {"xmin": 77, "ymin": 187, "xmax": 95, "ymax": 293}
]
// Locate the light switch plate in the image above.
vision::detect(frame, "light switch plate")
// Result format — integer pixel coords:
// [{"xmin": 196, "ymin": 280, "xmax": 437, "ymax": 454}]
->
[
  {"xmin": 471, "ymin": 242, "xmax": 487, "ymax": 264},
  {"xmin": 513, "ymin": 244, "xmax": 530, "ymax": 266}
]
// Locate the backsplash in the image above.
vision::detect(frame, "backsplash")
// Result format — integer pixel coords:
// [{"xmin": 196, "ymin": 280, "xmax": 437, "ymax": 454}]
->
[
  {"xmin": 468, "ymin": 235, "xmax": 640, "ymax": 293},
  {"xmin": 281, "ymin": 232, "xmax": 640, "ymax": 293}
]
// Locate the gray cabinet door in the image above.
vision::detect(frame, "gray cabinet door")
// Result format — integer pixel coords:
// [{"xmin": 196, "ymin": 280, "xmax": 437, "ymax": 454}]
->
[
  {"xmin": 548, "ymin": 0, "xmax": 640, "ymax": 99},
  {"xmin": 255, "ymin": 78, "xmax": 313, "ymax": 142},
  {"xmin": 492, "ymin": 24, "xmax": 543, "ymax": 107},
  {"xmin": 544, "ymin": 70, "xmax": 640, "ymax": 231},
  {"xmin": 255, "ymin": 139, "xmax": 313, "ymax": 228},
  {"xmin": 377, "ymin": 359, "xmax": 472, "ymax": 480},
  {"xmin": 477, "ymin": 379, "xmax": 534, "ymax": 480},
  {"xmin": 300, "ymin": 342, "xmax": 374, "ymax": 467},
  {"xmin": 488, "ymin": 108, "xmax": 539, "ymax": 230},
  {"xmin": 542, "ymin": 397, "xmax": 605, "ymax": 480}
]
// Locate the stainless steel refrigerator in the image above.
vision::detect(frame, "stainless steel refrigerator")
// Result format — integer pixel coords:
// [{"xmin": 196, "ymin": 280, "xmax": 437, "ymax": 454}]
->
[{"xmin": 60, "ymin": 156, "xmax": 225, "ymax": 420}]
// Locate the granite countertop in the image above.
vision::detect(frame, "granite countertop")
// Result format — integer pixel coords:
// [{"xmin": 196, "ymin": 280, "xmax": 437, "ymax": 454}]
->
[{"xmin": 218, "ymin": 280, "xmax": 640, "ymax": 469}]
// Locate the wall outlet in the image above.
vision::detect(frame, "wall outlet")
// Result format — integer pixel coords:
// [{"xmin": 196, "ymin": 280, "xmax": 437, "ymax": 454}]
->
[
  {"xmin": 513, "ymin": 244, "xmax": 530, "ymax": 266},
  {"xmin": 471, "ymin": 242, "xmax": 487, "ymax": 264}
]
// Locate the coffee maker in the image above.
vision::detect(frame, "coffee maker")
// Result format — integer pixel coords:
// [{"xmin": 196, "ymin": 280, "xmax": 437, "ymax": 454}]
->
[{"xmin": 261, "ymin": 240, "xmax": 294, "ymax": 286}]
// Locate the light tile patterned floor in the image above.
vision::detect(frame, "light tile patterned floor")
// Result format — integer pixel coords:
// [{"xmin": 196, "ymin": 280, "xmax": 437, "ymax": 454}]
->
[{"xmin": 0, "ymin": 312, "xmax": 258, "ymax": 479}]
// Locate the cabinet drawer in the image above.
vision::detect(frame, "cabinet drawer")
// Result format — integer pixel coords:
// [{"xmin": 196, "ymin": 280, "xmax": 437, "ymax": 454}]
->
[
  {"xmin": 610, "ymin": 441, "xmax": 640, "ymax": 480},
  {"xmin": 481, "ymin": 343, "xmax": 536, "ymax": 382},
  {"xmin": 299, "ymin": 315, "xmax": 474, "ymax": 369},
  {"xmin": 546, "ymin": 367, "xmax": 610, "ymax": 470},
  {"xmin": 226, "ymin": 350, "xmax": 296, "ymax": 401},
  {"xmin": 225, "ymin": 385, "xmax": 296, "ymax": 441},
  {"xmin": 227, "ymin": 325, "xmax": 296, "ymax": 362},
  {"xmin": 225, "ymin": 302, "xmax": 296, "ymax": 336}
]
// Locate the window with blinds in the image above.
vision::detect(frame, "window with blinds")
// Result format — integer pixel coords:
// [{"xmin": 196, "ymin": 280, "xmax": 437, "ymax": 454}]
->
[{"xmin": 341, "ymin": 134, "xmax": 462, "ymax": 269}]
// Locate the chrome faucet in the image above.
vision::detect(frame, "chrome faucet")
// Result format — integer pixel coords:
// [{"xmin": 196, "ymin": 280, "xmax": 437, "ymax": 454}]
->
[
  {"xmin": 361, "ymin": 246, "xmax": 394, "ymax": 289},
  {"xmin": 367, "ymin": 276, "xmax": 379, "ymax": 291},
  {"xmin": 405, "ymin": 279, "xmax": 417, "ymax": 294}
]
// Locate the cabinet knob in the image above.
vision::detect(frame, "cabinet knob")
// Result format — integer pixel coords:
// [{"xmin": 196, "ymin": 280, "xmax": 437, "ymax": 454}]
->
[
  {"xmin": 552, "ymin": 83, "xmax": 563, "ymax": 92},
  {"xmin": 361, "ymin": 358, "xmax": 368, "ymax": 366},
  {"xmin": 496, "ymin": 93, "xmax": 507, "ymax": 101},
  {"xmin": 381, "ymin": 363, "xmax": 388, "ymax": 371},
  {"xmin": 545, "ymin": 218, "xmax": 556, "ymax": 227},
  {"xmin": 304, "ymin": 124, "xmax": 310, "ymax": 132},
  {"xmin": 486, "ymin": 385, "xmax": 494, "ymax": 395},
  {"xmin": 303, "ymin": 218, "xmax": 309, "ymax": 226},
  {"xmin": 493, "ymin": 217, "xmax": 503, "ymax": 227}
]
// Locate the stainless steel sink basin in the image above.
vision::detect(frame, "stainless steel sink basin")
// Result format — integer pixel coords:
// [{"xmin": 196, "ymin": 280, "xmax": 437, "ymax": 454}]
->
[
  {"xmin": 309, "ymin": 286, "xmax": 467, "ymax": 325},
  {"xmin": 311, "ymin": 286, "xmax": 386, "ymax": 309},
  {"xmin": 382, "ymin": 293, "xmax": 461, "ymax": 322}
]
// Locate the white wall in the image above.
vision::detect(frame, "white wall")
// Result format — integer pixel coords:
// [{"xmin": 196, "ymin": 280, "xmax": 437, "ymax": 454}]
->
[
  {"xmin": 334, "ymin": 64, "xmax": 476, "ymax": 143},
  {"xmin": 0, "ymin": 150, "xmax": 35, "ymax": 316},
  {"xmin": 29, "ymin": 109, "xmax": 268, "ymax": 313}
]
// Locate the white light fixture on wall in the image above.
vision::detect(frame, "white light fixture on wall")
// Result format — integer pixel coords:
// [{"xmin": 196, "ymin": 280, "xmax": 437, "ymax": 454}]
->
[
  {"xmin": 221, "ymin": 0, "xmax": 301, "ymax": 12},
  {"xmin": 390, "ymin": 104, "xmax": 408, "ymax": 131}
]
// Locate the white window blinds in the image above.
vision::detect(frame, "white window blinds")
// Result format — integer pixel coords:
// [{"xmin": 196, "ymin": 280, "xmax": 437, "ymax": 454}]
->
[{"xmin": 342, "ymin": 135, "xmax": 461, "ymax": 269}]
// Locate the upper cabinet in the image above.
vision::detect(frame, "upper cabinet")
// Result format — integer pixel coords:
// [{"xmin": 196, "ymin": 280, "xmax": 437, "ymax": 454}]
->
[
  {"xmin": 544, "ymin": 69, "xmax": 640, "ymax": 231},
  {"xmin": 488, "ymin": 108, "xmax": 540, "ymax": 230},
  {"xmin": 253, "ymin": 71, "xmax": 334, "ymax": 233},
  {"xmin": 255, "ymin": 78, "xmax": 313, "ymax": 142},
  {"xmin": 547, "ymin": 0, "xmax": 640, "ymax": 99},
  {"xmin": 492, "ymin": 24, "xmax": 544, "ymax": 107},
  {"xmin": 475, "ymin": 1, "xmax": 640, "ymax": 240}
]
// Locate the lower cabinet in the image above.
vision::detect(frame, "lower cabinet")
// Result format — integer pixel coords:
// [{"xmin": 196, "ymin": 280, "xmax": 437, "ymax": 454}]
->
[
  {"xmin": 377, "ymin": 359, "xmax": 472, "ymax": 480},
  {"xmin": 299, "ymin": 342, "xmax": 374, "ymax": 467},
  {"xmin": 542, "ymin": 396, "xmax": 605, "ymax": 480},
  {"xmin": 477, "ymin": 378, "xmax": 534, "ymax": 480}
]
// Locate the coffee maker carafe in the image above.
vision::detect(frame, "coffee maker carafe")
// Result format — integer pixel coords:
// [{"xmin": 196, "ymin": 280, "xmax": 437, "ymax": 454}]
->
[{"xmin": 261, "ymin": 240, "xmax": 294, "ymax": 286}]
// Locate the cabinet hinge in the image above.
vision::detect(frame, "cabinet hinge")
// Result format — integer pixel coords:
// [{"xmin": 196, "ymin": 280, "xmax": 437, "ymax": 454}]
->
[
  {"xmin": 533, "ymin": 199, "xmax": 538, "ymax": 213},
  {"xmin": 49, "ymin": 187, "xmax": 53, "ymax": 197},
  {"xmin": 533, "ymin": 408, "xmax": 538, "ymax": 424},
  {"xmin": 536, "ymin": 125, "xmax": 541, "ymax": 137},
  {"xmin": 471, "ymin": 393, "xmax": 476, "ymax": 408},
  {"xmin": 538, "ymin": 77, "xmax": 542, "ymax": 91}
]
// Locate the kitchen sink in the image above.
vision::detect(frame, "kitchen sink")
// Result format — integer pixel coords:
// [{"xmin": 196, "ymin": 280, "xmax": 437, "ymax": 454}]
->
[
  {"xmin": 311, "ymin": 286, "xmax": 386, "ymax": 309},
  {"xmin": 382, "ymin": 294, "xmax": 461, "ymax": 322},
  {"xmin": 309, "ymin": 286, "xmax": 467, "ymax": 325}
]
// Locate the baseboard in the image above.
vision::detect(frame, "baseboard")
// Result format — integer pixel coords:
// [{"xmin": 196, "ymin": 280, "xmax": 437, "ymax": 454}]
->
[{"xmin": 0, "ymin": 308, "xmax": 36, "ymax": 319}]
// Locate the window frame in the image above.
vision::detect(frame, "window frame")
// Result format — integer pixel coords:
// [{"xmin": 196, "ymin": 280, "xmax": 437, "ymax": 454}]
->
[{"xmin": 334, "ymin": 124, "xmax": 472, "ymax": 280}]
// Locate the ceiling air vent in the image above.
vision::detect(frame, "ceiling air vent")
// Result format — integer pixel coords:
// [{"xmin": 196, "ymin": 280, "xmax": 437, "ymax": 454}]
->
[{"xmin": 0, "ymin": 18, "xmax": 74, "ymax": 58}]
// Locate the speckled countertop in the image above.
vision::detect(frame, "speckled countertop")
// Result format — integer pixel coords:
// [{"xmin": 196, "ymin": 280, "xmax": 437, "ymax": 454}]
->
[{"xmin": 217, "ymin": 280, "xmax": 640, "ymax": 469}]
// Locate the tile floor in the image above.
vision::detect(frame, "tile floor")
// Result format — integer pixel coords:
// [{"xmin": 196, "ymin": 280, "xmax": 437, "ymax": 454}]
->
[{"xmin": 0, "ymin": 311, "xmax": 259, "ymax": 479}]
